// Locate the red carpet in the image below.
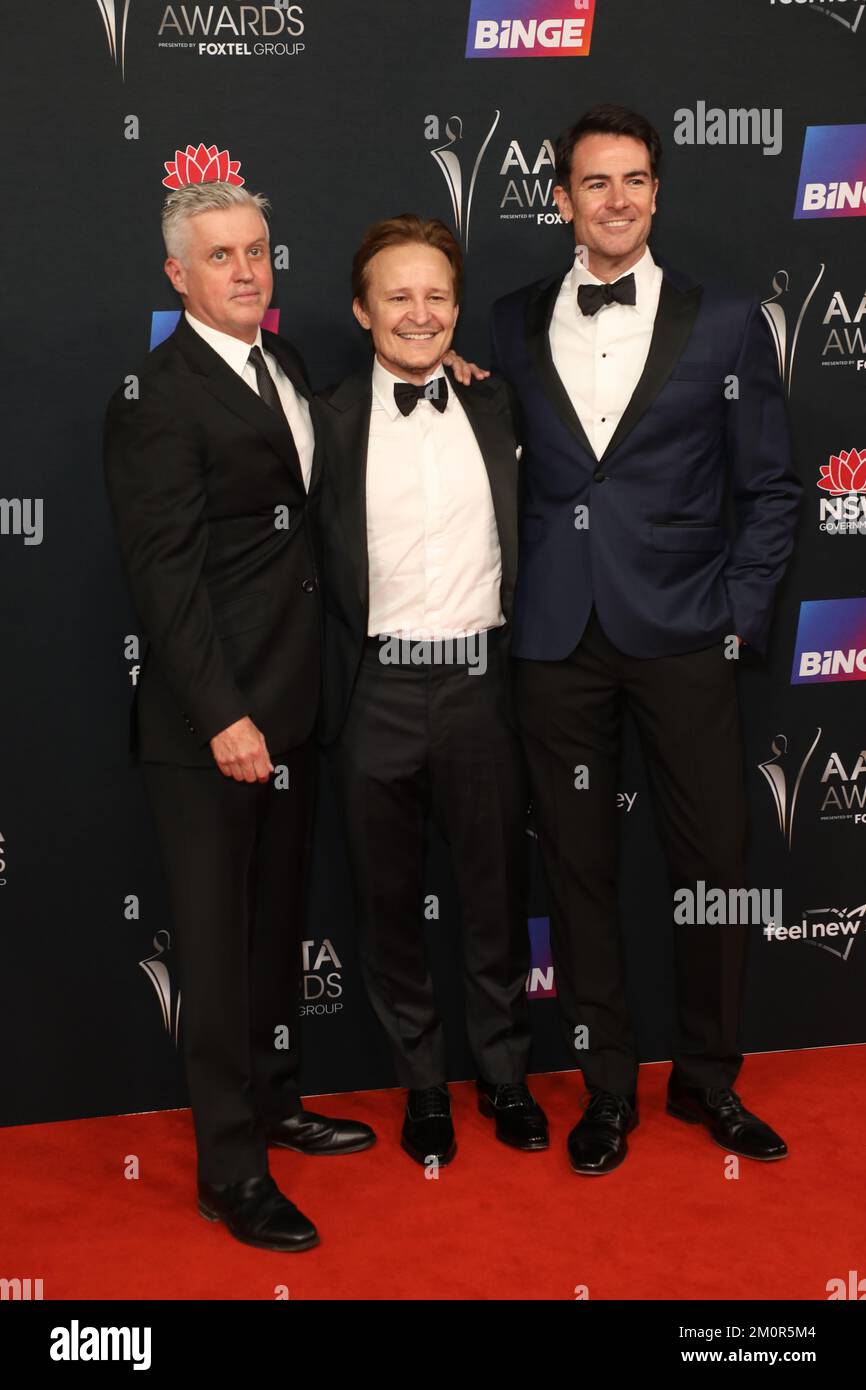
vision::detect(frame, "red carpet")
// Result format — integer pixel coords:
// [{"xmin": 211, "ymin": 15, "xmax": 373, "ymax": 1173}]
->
[{"xmin": 2, "ymin": 1046, "xmax": 864, "ymax": 1301}]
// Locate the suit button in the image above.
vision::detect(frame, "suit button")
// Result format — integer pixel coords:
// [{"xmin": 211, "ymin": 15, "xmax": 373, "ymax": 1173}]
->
[
  {"xmin": 302, "ymin": 578, "xmax": 316, "ymax": 593},
  {"xmin": 594, "ymin": 470, "xmax": 606, "ymax": 482}
]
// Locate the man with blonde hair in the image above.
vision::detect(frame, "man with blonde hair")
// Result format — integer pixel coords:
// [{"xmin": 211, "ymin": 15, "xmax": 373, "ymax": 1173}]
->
[{"xmin": 104, "ymin": 180, "xmax": 375, "ymax": 1253}]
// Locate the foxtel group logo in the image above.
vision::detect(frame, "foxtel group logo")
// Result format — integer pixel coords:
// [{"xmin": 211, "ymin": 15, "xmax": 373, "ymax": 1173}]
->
[
  {"xmin": 794, "ymin": 124, "xmax": 866, "ymax": 218},
  {"xmin": 791, "ymin": 597, "xmax": 866, "ymax": 683},
  {"xmin": 466, "ymin": 0, "xmax": 596, "ymax": 58}
]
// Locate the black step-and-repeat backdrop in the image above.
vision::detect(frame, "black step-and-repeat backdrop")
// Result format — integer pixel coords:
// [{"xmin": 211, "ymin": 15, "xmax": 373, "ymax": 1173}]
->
[{"xmin": 2, "ymin": 1, "xmax": 865, "ymax": 1127}]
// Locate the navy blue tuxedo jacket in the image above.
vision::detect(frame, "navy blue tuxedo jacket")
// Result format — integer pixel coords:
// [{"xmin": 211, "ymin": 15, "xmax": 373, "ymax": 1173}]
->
[{"xmin": 491, "ymin": 257, "xmax": 802, "ymax": 659}]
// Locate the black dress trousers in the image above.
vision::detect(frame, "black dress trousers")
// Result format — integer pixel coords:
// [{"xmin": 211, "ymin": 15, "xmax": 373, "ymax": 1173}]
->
[
  {"xmin": 513, "ymin": 607, "xmax": 749, "ymax": 1096},
  {"xmin": 142, "ymin": 741, "xmax": 315, "ymax": 1184},
  {"xmin": 329, "ymin": 632, "xmax": 532, "ymax": 1090}
]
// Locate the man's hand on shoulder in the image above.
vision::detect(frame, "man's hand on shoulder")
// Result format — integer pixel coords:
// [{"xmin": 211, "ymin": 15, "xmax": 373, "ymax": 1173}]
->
[
  {"xmin": 210, "ymin": 716, "xmax": 273, "ymax": 783},
  {"xmin": 442, "ymin": 349, "xmax": 490, "ymax": 385}
]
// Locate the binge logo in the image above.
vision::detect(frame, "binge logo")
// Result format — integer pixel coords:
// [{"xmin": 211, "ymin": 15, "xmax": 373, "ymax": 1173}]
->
[
  {"xmin": 792, "ymin": 597, "xmax": 866, "ymax": 683},
  {"xmin": 466, "ymin": 1, "xmax": 596, "ymax": 59},
  {"xmin": 527, "ymin": 916, "xmax": 556, "ymax": 996},
  {"xmin": 149, "ymin": 307, "xmax": 280, "ymax": 349},
  {"xmin": 794, "ymin": 124, "xmax": 866, "ymax": 218}
]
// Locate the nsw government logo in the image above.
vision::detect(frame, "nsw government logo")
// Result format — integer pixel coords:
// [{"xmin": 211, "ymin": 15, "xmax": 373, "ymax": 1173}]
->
[
  {"xmin": 791, "ymin": 597, "xmax": 866, "ymax": 683},
  {"xmin": 794, "ymin": 124, "xmax": 866, "ymax": 218},
  {"xmin": 817, "ymin": 449, "xmax": 866, "ymax": 535},
  {"xmin": 466, "ymin": 0, "xmax": 596, "ymax": 58}
]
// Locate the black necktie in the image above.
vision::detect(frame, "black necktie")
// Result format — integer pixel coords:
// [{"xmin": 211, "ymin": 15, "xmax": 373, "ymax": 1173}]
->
[
  {"xmin": 247, "ymin": 345, "xmax": 287, "ymax": 423},
  {"xmin": 393, "ymin": 376, "xmax": 449, "ymax": 417},
  {"xmin": 577, "ymin": 273, "xmax": 637, "ymax": 317}
]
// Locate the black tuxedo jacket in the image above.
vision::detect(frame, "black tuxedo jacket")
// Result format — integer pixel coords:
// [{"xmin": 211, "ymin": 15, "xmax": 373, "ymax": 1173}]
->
[
  {"xmin": 492, "ymin": 257, "xmax": 802, "ymax": 659},
  {"xmin": 104, "ymin": 314, "xmax": 322, "ymax": 767},
  {"xmin": 312, "ymin": 364, "xmax": 520, "ymax": 745}
]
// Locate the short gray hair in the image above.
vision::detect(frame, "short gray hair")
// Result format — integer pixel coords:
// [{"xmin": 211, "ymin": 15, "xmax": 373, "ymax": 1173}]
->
[{"xmin": 162, "ymin": 181, "xmax": 271, "ymax": 260}]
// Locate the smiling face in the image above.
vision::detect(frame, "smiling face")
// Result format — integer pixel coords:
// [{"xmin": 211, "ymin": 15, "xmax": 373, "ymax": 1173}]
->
[
  {"xmin": 352, "ymin": 242, "xmax": 459, "ymax": 384},
  {"xmin": 553, "ymin": 132, "xmax": 658, "ymax": 281},
  {"xmin": 164, "ymin": 204, "xmax": 272, "ymax": 343}
]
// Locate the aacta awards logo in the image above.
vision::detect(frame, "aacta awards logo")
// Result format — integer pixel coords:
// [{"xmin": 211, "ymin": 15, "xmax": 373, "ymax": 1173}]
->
[
  {"xmin": 762, "ymin": 265, "xmax": 826, "ymax": 397},
  {"xmin": 425, "ymin": 112, "xmax": 502, "ymax": 251},
  {"xmin": 466, "ymin": 1, "xmax": 597, "ymax": 58},
  {"xmin": 817, "ymin": 449, "xmax": 866, "ymax": 536},
  {"xmin": 94, "ymin": 1, "xmax": 131, "ymax": 79},
  {"xmin": 139, "ymin": 931, "xmax": 182, "ymax": 1045},
  {"xmin": 758, "ymin": 730, "xmax": 823, "ymax": 848},
  {"xmin": 762, "ymin": 265, "xmax": 866, "ymax": 395},
  {"xmin": 156, "ymin": 3, "xmax": 306, "ymax": 59}
]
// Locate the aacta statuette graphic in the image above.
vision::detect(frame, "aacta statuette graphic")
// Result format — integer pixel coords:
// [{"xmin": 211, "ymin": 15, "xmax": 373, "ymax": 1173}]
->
[
  {"xmin": 95, "ymin": 1, "xmax": 131, "ymax": 79},
  {"xmin": 139, "ymin": 931, "xmax": 181, "ymax": 1045},
  {"xmin": 426, "ymin": 111, "xmax": 501, "ymax": 252},
  {"xmin": 761, "ymin": 265, "xmax": 825, "ymax": 397},
  {"xmin": 758, "ymin": 730, "xmax": 822, "ymax": 849}
]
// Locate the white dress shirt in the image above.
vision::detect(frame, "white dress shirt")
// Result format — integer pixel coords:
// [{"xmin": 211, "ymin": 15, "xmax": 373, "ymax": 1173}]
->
[
  {"xmin": 549, "ymin": 245, "xmax": 663, "ymax": 459},
  {"xmin": 365, "ymin": 357, "xmax": 504, "ymax": 639},
  {"xmin": 184, "ymin": 311, "xmax": 314, "ymax": 490}
]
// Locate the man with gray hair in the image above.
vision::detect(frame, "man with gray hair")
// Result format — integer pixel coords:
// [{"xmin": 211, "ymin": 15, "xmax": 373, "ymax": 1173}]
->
[{"xmin": 104, "ymin": 180, "xmax": 375, "ymax": 1253}]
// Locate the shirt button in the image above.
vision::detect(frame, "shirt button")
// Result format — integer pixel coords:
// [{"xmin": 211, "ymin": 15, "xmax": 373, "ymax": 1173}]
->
[
  {"xmin": 301, "ymin": 578, "xmax": 316, "ymax": 593},
  {"xmin": 594, "ymin": 470, "xmax": 606, "ymax": 483}
]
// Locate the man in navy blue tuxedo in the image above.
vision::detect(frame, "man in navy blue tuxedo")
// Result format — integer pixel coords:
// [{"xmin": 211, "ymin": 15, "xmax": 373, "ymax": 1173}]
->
[{"xmin": 491, "ymin": 104, "xmax": 802, "ymax": 1174}]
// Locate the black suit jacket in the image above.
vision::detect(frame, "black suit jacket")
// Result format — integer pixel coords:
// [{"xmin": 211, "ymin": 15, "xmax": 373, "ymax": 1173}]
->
[
  {"xmin": 313, "ymin": 364, "xmax": 520, "ymax": 745},
  {"xmin": 104, "ymin": 314, "xmax": 322, "ymax": 767}
]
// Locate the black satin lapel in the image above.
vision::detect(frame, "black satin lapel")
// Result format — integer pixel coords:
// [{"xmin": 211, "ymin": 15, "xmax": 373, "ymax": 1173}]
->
[
  {"xmin": 330, "ymin": 391, "xmax": 372, "ymax": 612},
  {"xmin": 449, "ymin": 374, "xmax": 517, "ymax": 610},
  {"xmin": 172, "ymin": 318, "xmax": 305, "ymax": 488},
  {"xmin": 600, "ymin": 279, "xmax": 703, "ymax": 463},
  {"xmin": 525, "ymin": 274, "xmax": 597, "ymax": 461},
  {"xmin": 196, "ymin": 366, "xmax": 305, "ymax": 488}
]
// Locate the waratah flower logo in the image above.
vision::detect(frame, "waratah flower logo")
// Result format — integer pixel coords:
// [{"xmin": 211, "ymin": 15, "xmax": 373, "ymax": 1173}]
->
[
  {"xmin": 817, "ymin": 448, "xmax": 866, "ymax": 496},
  {"xmin": 162, "ymin": 144, "xmax": 244, "ymax": 190}
]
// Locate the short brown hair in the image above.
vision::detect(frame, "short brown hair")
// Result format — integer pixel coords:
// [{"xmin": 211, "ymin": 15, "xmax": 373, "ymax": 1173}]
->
[{"xmin": 351, "ymin": 214, "xmax": 463, "ymax": 307}]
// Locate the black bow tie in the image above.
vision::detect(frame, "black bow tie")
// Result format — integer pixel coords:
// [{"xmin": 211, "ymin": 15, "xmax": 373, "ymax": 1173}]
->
[
  {"xmin": 393, "ymin": 376, "xmax": 448, "ymax": 416},
  {"xmin": 577, "ymin": 273, "xmax": 637, "ymax": 317}
]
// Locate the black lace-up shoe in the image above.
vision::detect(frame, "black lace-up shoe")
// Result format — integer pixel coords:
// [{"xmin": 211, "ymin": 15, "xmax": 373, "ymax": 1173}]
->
[
  {"xmin": 401, "ymin": 1085, "xmax": 457, "ymax": 1166},
  {"xmin": 197, "ymin": 1174, "xmax": 319, "ymax": 1252},
  {"xmin": 567, "ymin": 1089, "xmax": 638, "ymax": 1175},
  {"xmin": 477, "ymin": 1081, "xmax": 549, "ymax": 1150},
  {"xmin": 667, "ymin": 1080, "xmax": 788, "ymax": 1160},
  {"xmin": 267, "ymin": 1109, "xmax": 376, "ymax": 1155}
]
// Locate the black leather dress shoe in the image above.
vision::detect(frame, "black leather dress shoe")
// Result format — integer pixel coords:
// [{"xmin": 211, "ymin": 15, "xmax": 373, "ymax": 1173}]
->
[
  {"xmin": 666, "ymin": 1080, "xmax": 788, "ymax": 1160},
  {"xmin": 267, "ymin": 1109, "xmax": 376, "ymax": 1155},
  {"xmin": 401, "ymin": 1085, "xmax": 457, "ymax": 1166},
  {"xmin": 477, "ymin": 1081, "xmax": 549, "ymax": 1150},
  {"xmin": 197, "ymin": 1174, "xmax": 319, "ymax": 1252},
  {"xmin": 567, "ymin": 1090, "xmax": 638, "ymax": 1175}
]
